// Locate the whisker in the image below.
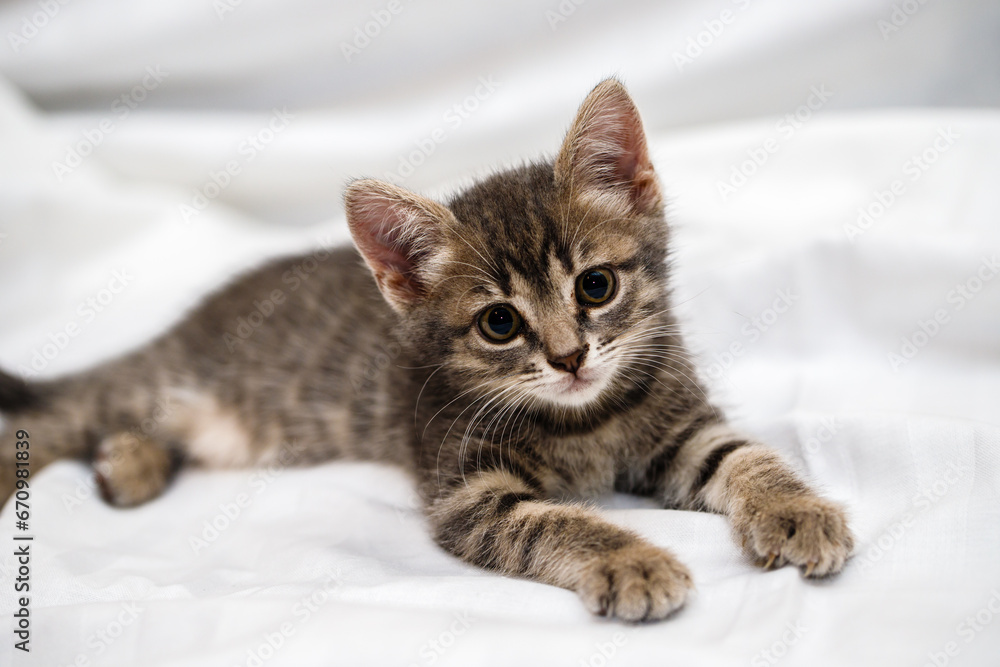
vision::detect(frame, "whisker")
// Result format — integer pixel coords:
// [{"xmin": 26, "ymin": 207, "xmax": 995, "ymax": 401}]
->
[
  {"xmin": 413, "ymin": 363, "xmax": 445, "ymax": 427},
  {"xmin": 432, "ymin": 379, "xmax": 517, "ymax": 485},
  {"xmin": 457, "ymin": 381, "xmax": 526, "ymax": 487}
]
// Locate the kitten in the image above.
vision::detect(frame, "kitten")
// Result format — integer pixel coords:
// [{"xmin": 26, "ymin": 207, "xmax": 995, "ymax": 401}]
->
[{"xmin": 0, "ymin": 79, "xmax": 852, "ymax": 621}]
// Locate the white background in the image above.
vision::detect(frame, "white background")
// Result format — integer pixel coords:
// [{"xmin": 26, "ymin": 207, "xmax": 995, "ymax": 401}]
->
[{"xmin": 0, "ymin": 1, "xmax": 998, "ymax": 665}]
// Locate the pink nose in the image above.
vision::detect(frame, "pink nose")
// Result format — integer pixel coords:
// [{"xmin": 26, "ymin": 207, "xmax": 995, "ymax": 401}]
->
[{"xmin": 548, "ymin": 347, "xmax": 586, "ymax": 374}]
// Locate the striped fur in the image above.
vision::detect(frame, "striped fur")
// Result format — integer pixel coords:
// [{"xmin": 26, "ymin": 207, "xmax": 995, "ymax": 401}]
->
[{"xmin": 0, "ymin": 79, "xmax": 852, "ymax": 620}]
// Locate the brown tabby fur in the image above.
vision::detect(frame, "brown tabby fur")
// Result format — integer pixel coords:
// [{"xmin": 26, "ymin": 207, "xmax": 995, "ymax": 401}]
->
[{"xmin": 0, "ymin": 79, "xmax": 852, "ymax": 621}]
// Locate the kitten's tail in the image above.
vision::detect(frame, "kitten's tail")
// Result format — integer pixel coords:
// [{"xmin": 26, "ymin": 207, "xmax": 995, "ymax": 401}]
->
[
  {"xmin": 1, "ymin": 350, "xmax": 215, "ymax": 508},
  {"xmin": 0, "ymin": 368, "xmax": 48, "ymax": 414}
]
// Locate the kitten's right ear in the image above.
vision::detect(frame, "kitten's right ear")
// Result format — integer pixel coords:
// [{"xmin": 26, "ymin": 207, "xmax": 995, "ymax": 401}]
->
[{"xmin": 345, "ymin": 179, "xmax": 452, "ymax": 313}]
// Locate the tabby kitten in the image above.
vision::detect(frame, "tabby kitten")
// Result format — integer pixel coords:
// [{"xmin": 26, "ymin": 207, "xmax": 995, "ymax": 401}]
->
[{"xmin": 0, "ymin": 79, "xmax": 852, "ymax": 621}]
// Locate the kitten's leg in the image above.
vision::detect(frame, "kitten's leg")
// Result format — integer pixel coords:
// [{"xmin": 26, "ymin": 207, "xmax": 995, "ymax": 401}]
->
[
  {"xmin": 426, "ymin": 468, "xmax": 693, "ymax": 621},
  {"xmin": 660, "ymin": 417, "xmax": 854, "ymax": 576},
  {"xmin": 93, "ymin": 432, "xmax": 180, "ymax": 508}
]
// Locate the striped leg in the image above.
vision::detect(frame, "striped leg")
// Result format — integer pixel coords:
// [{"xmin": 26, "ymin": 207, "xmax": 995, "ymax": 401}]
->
[
  {"xmin": 659, "ymin": 418, "xmax": 854, "ymax": 577},
  {"xmin": 426, "ymin": 469, "xmax": 693, "ymax": 621}
]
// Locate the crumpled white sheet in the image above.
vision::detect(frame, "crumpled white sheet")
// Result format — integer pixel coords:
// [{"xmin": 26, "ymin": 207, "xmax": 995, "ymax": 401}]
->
[{"xmin": 1, "ymin": 1, "xmax": 999, "ymax": 664}]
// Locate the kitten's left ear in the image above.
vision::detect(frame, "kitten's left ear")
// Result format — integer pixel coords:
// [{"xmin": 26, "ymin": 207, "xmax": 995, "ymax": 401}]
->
[
  {"xmin": 345, "ymin": 179, "xmax": 453, "ymax": 313},
  {"xmin": 554, "ymin": 79, "xmax": 661, "ymax": 215}
]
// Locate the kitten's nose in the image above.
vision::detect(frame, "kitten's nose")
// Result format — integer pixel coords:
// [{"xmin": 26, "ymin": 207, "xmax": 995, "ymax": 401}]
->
[{"xmin": 548, "ymin": 347, "xmax": 586, "ymax": 374}]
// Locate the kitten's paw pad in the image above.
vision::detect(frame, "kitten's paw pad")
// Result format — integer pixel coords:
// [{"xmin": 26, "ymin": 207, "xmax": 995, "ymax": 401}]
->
[
  {"xmin": 577, "ymin": 543, "xmax": 693, "ymax": 622},
  {"xmin": 737, "ymin": 495, "xmax": 854, "ymax": 578},
  {"xmin": 94, "ymin": 433, "xmax": 175, "ymax": 508}
]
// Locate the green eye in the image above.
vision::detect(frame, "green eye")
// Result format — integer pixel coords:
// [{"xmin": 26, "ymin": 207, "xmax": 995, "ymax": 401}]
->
[
  {"xmin": 478, "ymin": 305, "xmax": 522, "ymax": 342},
  {"xmin": 576, "ymin": 267, "xmax": 616, "ymax": 305}
]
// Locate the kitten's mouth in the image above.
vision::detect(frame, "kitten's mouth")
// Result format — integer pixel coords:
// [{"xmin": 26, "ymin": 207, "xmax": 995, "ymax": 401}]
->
[
  {"xmin": 544, "ymin": 369, "xmax": 606, "ymax": 406},
  {"xmin": 561, "ymin": 374, "xmax": 593, "ymax": 393}
]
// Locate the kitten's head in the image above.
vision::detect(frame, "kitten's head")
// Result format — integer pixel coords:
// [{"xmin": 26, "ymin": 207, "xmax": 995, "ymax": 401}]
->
[{"xmin": 346, "ymin": 79, "xmax": 673, "ymax": 413}]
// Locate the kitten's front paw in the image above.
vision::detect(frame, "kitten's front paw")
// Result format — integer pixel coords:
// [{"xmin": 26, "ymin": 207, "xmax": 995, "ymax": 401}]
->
[
  {"xmin": 576, "ymin": 542, "xmax": 694, "ymax": 622},
  {"xmin": 735, "ymin": 494, "xmax": 854, "ymax": 577}
]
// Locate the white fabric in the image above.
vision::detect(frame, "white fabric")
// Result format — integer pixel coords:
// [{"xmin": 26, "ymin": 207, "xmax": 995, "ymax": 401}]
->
[{"xmin": 1, "ymin": 1, "xmax": 999, "ymax": 665}]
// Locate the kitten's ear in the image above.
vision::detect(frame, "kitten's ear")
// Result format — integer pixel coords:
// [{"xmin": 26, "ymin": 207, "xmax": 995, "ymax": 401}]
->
[
  {"xmin": 554, "ymin": 79, "xmax": 661, "ymax": 215},
  {"xmin": 345, "ymin": 179, "xmax": 452, "ymax": 312}
]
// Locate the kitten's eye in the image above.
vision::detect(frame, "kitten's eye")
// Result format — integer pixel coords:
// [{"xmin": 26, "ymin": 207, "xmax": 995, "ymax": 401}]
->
[
  {"xmin": 478, "ymin": 305, "xmax": 522, "ymax": 342},
  {"xmin": 576, "ymin": 267, "xmax": 617, "ymax": 306}
]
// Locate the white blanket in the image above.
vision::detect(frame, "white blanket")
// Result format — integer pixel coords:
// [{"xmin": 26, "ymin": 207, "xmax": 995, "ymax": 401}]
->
[{"xmin": 1, "ymin": 1, "xmax": 999, "ymax": 665}]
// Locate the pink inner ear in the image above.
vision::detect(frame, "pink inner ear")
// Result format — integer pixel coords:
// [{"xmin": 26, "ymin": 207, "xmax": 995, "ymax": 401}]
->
[
  {"xmin": 587, "ymin": 102, "xmax": 650, "ymax": 184},
  {"xmin": 561, "ymin": 81, "xmax": 661, "ymax": 213},
  {"xmin": 614, "ymin": 139, "xmax": 658, "ymax": 212},
  {"xmin": 368, "ymin": 241, "xmax": 412, "ymax": 278},
  {"xmin": 364, "ymin": 207, "xmax": 418, "ymax": 275},
  {"xmin": 346, "ymin": 183, "xmax": 439, "ymax": 308},
  {"xmin": 608, "ymin": 136, "xmax": 645, "ymax": 188}
]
